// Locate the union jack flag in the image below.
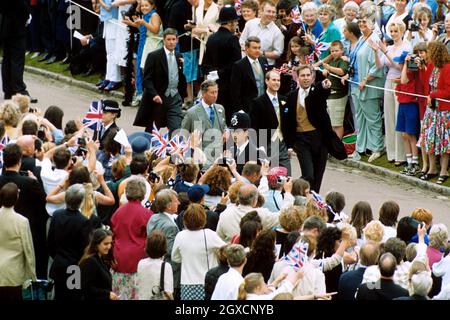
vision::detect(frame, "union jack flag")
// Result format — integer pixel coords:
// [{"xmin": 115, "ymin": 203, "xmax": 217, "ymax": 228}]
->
[
  {"xmin": 0, "ymin": 133, "xmax": 9, "ymax": 151},
  {"xmin": 82, "ymin": 101, "xmax": 103, "ymax": 132},
  {"xmin": 310, "ymin": 190, "xmax": 339, "ymax": 220},
  {"xmin": 234, "ymin": 0, "xmax": 242, "ymax": 16},
  {"xmin": 283, "ymin": 239, "xmax": 309, "ymax": 271},
  {"xmin": 166, "ymin": 134, "xmax": 190, "ymax": 156},
  {"xmin": 0, "ymin": 133, "xmax": 10, "ymax": 171},
  {"xmin": 313, "ymin": 40, "xmax": 330, "ymax": 57},
  {"xmin": 305, "ymin": 52, "xmax": 315, "ymax": 65},
  {"xmin": 274, "ymin": 66, "xmax": 290, "ymax": 74},
  {"xmin": 150, "ymin": 122, "xmax": 169, "ymax": 157},
  {"xmin": 291, "ymin": 5, "xmax": 302, "ymax": 24}
]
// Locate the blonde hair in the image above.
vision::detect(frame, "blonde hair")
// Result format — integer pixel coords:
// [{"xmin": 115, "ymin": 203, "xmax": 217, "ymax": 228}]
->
[
  {"xmin": 429, "ymin": 224, "xmax": 449, "ymax": 249},
  {"xmin": 388, "ymin": 21, "xmax": 406, "ymax": 35},
  {"xmin": 363, "ymin": 220, "xmax": 384, "ymax": 243},
  {"xmin": 0, "ymin": 101, "xmax": 21, "ymax": 127},
  {"xmin": 11, "ymin": 94, "xmax": 31, "ymax": 114},
  {"xmin": 304, "ymin": 198, "xmax": 328, "ymax": 222},
  {"xmin": 279, "ymin": 206, "xmax": 305, "ymax": 232},
  {"xmin": 237, "ymin": 273, "xmax": 264, "ymax": 300},
  {"xmin": 80, "ymin": 183, "xmax": 96, "ymax": 219}
]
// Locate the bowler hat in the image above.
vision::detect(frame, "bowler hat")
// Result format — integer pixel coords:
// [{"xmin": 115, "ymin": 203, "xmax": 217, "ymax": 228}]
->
[{"xmin": 217, "ymin": 5, "xmax": 239, "ymax": 24}]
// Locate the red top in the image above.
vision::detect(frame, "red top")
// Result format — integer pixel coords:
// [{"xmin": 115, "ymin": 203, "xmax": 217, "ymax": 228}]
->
[
  {"xmin": 396, "ymin": 71, "xmax": 418, "ymax": 104},
  {"xmin": 111, "ymin": 201, "xmax": 153, "ymax": 273},
  {"xmin": 427, "ymin": 63, "xmax": 450, "ymax": 111}
]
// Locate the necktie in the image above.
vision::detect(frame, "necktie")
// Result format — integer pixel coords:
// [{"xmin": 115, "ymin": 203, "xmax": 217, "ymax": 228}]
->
[
  {"xmin": 271, "ymin": 97, "xmax": 283, "ymax": 142},
  {"xmin": 252, "ymin": 60, "xmax": 261, "ymax": 76},
  {"xmin": 209, "ymin": 105, "xmax": 215, "ymax": 125},
  {"xmin": 300, "ymin": 88, "xmax": 308, "ymax": 107}
]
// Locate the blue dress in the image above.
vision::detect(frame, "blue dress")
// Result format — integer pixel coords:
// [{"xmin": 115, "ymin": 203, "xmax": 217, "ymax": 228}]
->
[{"xmin": 136, "ymin": 9, "xmax": 154, "ymax": 95}]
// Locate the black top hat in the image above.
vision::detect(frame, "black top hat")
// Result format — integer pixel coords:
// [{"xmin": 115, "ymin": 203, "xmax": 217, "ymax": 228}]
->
[
  {"xmin": 217, "ymin": 5, "xmax": 239, "ymax": 24},
  {"xmin": 230, "ymin": 111, "xmax": 251, "ymax": 129},
  {"xmin": 102, "ymin": 100, "xmax": 121, "ymax": 118}
]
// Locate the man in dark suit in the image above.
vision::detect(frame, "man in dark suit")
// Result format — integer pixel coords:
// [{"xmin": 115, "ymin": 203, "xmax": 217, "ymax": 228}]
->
[
  {"xmin": 249, "ymin": 70, "xmax": 291, "ymax": 175},
  {"xmin": 283, "ymin": 65, "xmax": 335, "ymax": 192},
  {"xmin": 230, "ymin": 36, "xmax": 269, "ymax": 114},
  {"xmin": 226, "ymin": 111, "xmax": 266, "ymax": 174},
  {"xmin": 356, "ymin": 253, "xmax": 409, "ymax": 300},
  {"xmin": 96, "ymin": 100, "xmax": 121, "ymax": 150},
  {"xmin": 338, "ymin": 241, "xmax": 380, "ymax": 300},
  {"xmin": 0, "ymin": 144, "xmax": 48, "ymax": 279},
  {"xmin": 134, "ymin": 28, "xmax": 187, "ymax": 134},
  {"xmin": 202, "ymin": 5, "xmax": 241, "ymax": 124},
  {"xmin": 0, "ymin": 1, "xmax": 37, "ymax": 102},
  {"xmin": 48, "ymin": 184, "xmax": 92, "ymax": 300}
]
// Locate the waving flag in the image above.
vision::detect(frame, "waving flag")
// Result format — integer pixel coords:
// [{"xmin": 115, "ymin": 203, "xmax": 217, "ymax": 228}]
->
[
  {"xmin": 313, "ymin": 41, "xmax": 330, "ymax": 57},
  {"xmin": 82, "ymin": 101, "xmax": 103, "ymax": 132},
  {"xmin": 274, "ymin": 65, "xmax": 290, "ymax": 74},
  {"xmin": 283, "ymin": 239, "xmax": 309, "ymax": 271},
  {"xmin": 310, "ymin": 190, "xmax": 341, "ymax": 221},
  {"xmin": 150, "ymin": 123, "xmax": 169, "ymax": 157},
  {"xmin": 234, "ymin": 0, "xmax": 242, "ymax": 16},
  {"xmin": 291, "ymin": 5, "xmax": 302, "ymax": 24},
  {"xmin": 305, "ymin": 52, "xmax": 315, "ymax": 65},
  {"xmin": 166, "ymin": 134, "xmax": 190, "ymax": 156}
]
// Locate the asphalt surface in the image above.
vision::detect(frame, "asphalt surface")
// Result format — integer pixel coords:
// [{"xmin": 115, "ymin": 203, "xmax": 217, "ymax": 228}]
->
[{"xmin": 1, "ymin": 72, "xmax": 449, "ymax": 227}]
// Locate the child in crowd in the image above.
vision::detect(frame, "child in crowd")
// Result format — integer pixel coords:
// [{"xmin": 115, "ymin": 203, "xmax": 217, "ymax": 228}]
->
[
  {"xmin": 395, "ymin": 52, "xmax": 421, "ymax": 176},
  {"xmin": 319, "ymin": 40, "xmax": 349, "ymax": 139},
  {"xmin": 282, "ymin": 36, "xmax": 313, "ymax": 92}
]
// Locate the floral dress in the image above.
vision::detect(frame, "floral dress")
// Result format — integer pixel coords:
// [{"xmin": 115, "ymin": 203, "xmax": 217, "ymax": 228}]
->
[{"xmin": 420, "ymin": 67, "xmax": 450, "ymax": 155}]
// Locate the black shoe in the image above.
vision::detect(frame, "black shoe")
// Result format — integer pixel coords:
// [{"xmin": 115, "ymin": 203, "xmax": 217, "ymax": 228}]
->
[
  {"xmin": 38, "ymin": 53, "xmax": 51, "ymax": 62},
  {"xmin": 45, "ymin": 55, "xmax": 57, "ymax": 64},
  {"xmin": 28, "ymin": 96, "xmax": 38, "ymax": 103},
  {"xmin": 61, "ymin": 55, "xmax": 71, "ymax": 64}
]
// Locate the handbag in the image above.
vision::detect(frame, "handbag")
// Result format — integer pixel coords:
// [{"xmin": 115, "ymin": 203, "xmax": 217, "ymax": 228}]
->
[{"xmin": 150, "ymin": 261, "xmax": 173, "ymax": 300}]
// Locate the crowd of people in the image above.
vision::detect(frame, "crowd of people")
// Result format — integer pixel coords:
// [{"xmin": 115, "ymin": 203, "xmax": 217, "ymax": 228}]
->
[{"xmin": 1, "ymin": 0, "xmax": 450, "ymax": 302}]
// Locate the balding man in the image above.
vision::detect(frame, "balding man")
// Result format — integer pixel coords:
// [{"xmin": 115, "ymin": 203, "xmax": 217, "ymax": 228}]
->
[
  {"xmin": 356, "ymin": 253, "xmax": 409, "ymax": 300},
  {"xmin": 338, "ymin": 241, "xmax": 380, "ymax": 300},
  {"xmin": 16, "ymin": 135, "xmax": 41, "ymax": 183},
  {"xmin": 216, "ymin": 184, "xmax": 279, "ymax": 242}
]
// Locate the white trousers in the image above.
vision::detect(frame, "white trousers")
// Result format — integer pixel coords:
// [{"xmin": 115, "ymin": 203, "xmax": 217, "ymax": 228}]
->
[{"xmin": 384, "ymin": 79, "xmax": 405, "ymax": 161}]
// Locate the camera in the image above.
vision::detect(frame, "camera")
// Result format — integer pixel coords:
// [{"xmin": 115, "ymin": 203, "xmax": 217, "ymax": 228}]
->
[
  {"xmin": 277, "ymin": 176, "xmax": 288, "ymax": 184},
  {"xmin": 409, "ymin": 21, "xmax": 420, "ymax": 32},
  {"xmin": 348, "ymin": 66, "xmax": 354, "ymax": 77},
  {"xmin": 19, "ymin": 170, "xmax": 28, "ymax": 176},
  {"xmin": 37, "ymin": 125, "xmax": 46, "ymax": 141},
  {"xmin": 77, "ymin": 137, "xmax": 86, "ymax": 146},
  {"xmin": 148, "ymin": 172, "xmax": 160, "ymax": 183},
  {"xmin": 407, "ymin": 54, "xmax": 420, "ymax": 71},
  {"xmin": 438, "ymin": 24, "xmax": 445, "ymax": 35}
]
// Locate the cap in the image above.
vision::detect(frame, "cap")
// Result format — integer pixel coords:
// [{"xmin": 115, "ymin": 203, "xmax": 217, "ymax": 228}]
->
[
  {"xmin": 128, "ymin": 131, "xmax": 152, "ymax": 154},
  {"xmin": 217, "ymin": 4, "xmax": 239, "ymax": 24},
  {"xmin": 230, "ymin": 111, "xmax": 251, "ymax": 129},
  {"xmin": 102, "ymin": 100, "xmax": 121, "ymax": 118},
  {"xmin": 267, "ymin": 166, "xmax": 288, "ymax": 186},
  {"xmin": 187, "ymin": 184, "xmax": 210, "ymax": 203}
]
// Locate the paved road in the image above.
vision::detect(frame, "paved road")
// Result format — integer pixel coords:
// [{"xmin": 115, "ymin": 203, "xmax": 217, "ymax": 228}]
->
[{"xmin": 2, "ymin": 72, "xmax": 450, "ymax": 227}]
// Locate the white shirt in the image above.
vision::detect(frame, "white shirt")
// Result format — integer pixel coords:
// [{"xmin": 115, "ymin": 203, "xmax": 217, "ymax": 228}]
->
[
  {"xmin": 40, "ymin": 157, "xmax": 69, "ymax": 216},
  {"xmin": 172, "ymin": 229, "xmax": 226, "ymax": 285},
  {"xmin": 246, "ymin": 280, "xmax": 294, "ymax": 300},
  {"xmin": 298, "ymin": 87, "xmax": 310, "ymax": 107},
  {"xmin": 381, "ymin": 225, "xmax": 397, "ymax": 243},
  {"xmin": 433, "ymin": 254, "xmax": 450, "ymax": 289},
  {"xmin": 240, "ymin": 18, "xmax": 284, "ymax": 65},
  {"xmin": 201, "ymin": 99, "xmax": 214, "ymax": 116},
  {"xmin": 236, "ymin": 140, "xmax": 249, "ymax": 156},
  {"xmin": 137, "ymin": 258, "xmax": 173, "ymax": 300},
  {"xmin": 211, "ymin": 267, "xmax": 243, "ymax": 300},
  {"xmin": 216, "ymin": 204, "xmax": 279, "ymax": 242}
]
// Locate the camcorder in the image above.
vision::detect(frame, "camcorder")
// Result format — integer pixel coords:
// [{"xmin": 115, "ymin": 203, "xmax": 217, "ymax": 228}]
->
[
  {"xmin": 148, "ymin": 172, "xmax": 160, "ymax": 183},
  {"xmin": 277, "ymin": 176, "xmax": 288, "ymax": 184},
  {"xmin": 219, "ymin": 157, "xmax": 234, "ymax": 167},
  {"xmin": 75, "ymin": 137, "xmax": 88, "ymax": 157}
]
